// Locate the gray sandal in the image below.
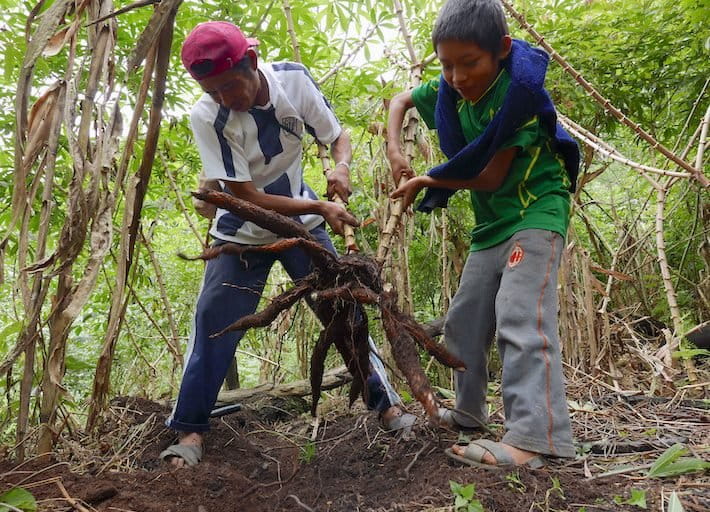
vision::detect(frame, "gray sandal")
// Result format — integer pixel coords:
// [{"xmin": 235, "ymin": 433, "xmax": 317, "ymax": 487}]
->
[
  {"xmin": 381, "ymin": 412, "xmax": 416, "ymax": 433},
  {"xmin": 445, "ymin": 439, "xmax": 546, "ymax": 470},
  {"xmin": 159, "ymin": 443, "xmax": 203, "ymax": 467},
  {"xmin": 437, "ymin": 408, "xmax": 482, "ymax": 433}
]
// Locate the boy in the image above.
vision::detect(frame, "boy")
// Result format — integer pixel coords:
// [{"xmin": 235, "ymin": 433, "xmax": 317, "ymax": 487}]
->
[
  {"xmin": 161, "ymin": 21, "xmax": 414, "ymax": 468},
  {"xmin": 387, "ymin": 0, "xmax": 579, "ymax": 467}
]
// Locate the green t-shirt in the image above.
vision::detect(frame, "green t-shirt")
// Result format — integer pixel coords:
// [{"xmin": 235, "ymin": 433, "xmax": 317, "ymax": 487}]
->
[{"xmin": 411, "ymin": 70, "xmax": 571, "ymax": 251}]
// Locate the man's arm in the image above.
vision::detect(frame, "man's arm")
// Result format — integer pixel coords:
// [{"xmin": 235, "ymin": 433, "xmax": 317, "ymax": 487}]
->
[
  {"xmin": 325, "ymin": 130, "xmax": 352, "ymax": 202},
  {"xmin": 391, "ymin": 147, "xmax": 517, "ymax": 210},
  {"xmin": 223, "ymin": 180, "xmax": 358, "ymax": 236}
]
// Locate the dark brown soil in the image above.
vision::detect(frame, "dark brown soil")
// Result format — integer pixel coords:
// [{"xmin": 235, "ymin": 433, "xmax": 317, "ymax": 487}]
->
[{"xmin": 0, "ymin": 395, "xmax": 707, "ymax": 511}]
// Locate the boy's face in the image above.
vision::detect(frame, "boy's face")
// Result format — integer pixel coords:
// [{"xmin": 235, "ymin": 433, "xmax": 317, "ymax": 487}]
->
[
  {"xmin": 436, "ymin": 36, "xmax": 511, "ymax": 103},
  {"xmin": 198, "ymin": 51, "xmax": 262, "ymax": 112}
]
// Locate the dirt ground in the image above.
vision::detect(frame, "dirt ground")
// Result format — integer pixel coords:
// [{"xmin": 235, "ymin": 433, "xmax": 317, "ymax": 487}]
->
[{"xmin": 1, "ymin": 390, "xmax": 708, "ymax": 512}]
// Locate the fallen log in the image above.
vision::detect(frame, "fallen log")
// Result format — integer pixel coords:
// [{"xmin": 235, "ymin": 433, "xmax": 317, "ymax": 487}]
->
[{"xmin": 215, "ymin": 366, "xmax": 353, "ymax": 405}]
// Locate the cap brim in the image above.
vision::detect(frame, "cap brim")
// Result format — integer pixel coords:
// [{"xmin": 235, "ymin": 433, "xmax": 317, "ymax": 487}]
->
[{"xmin": 246, "ymin": 37, "xmax": 259, "ymax": 47}]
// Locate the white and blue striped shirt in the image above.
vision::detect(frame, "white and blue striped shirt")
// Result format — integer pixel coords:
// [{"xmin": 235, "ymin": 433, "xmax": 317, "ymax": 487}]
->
[{"xmin": 190, "ymin": 62, "xmax": 341, "ymax": 245}]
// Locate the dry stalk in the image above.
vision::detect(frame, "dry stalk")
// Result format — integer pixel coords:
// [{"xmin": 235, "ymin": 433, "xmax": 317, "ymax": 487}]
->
[
  {"xmin": 139, "ymin": 227, "xmax": 183, "ymax": 367},
  {"xmin": 88, "ymin": 2, "xmax": 181, "ymax": 431},
  {"xmin": 376, "ymin": 0, "xmax": 424, "ymax": 265},
  {"xmin": 281, "ymin": 0, "xmax": 358, "ymax": 252},
  {"xmin": 559, "ymin": 114, "xmax": 692, "ymax": 180}
]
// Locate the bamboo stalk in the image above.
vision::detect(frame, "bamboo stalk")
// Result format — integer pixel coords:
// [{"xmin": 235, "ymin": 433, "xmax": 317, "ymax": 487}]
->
[
  {"xmin": 281, "ymin": 0, "xmax": 358, "ymax": 252},
  {"xmin": 500, "ymin": 0, "xmax": 708, "ymax": 187},
  {"xmin": 559, "ymin": 115, "xmax": 692, "ymax": 179},
  {"xmin": 376, "ymin": 0, "xmax": 423, "ymax": 265}
]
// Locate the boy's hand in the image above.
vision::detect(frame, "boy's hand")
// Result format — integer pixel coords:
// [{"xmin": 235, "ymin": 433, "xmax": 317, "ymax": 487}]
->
[
  {"xmin": 325, "ymin": 165, "xmax": 352, "ymax": 202},
  {"xmin": 387, "ymin": 151, "xmax": 415, "ymax": 184},
  {"xmin": 390, "ymin": 175, "xmax": 429, "ymax": 211},
  {"xmin": 320, "ymin": 200, "xmax": 359, "ymax": 236}
]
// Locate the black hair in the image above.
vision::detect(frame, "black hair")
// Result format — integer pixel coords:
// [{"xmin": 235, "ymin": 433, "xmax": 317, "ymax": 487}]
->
[
  {"xmin": 432, "ymin": 0, "xmax": 509, "ymax": 56},
  {"xmin": 189, "ymin": 54, "xmax": 252, "ymax": 78},
  {"xmin": 231, "ymin": 54, "xmax": 252, "ymax": 73}
]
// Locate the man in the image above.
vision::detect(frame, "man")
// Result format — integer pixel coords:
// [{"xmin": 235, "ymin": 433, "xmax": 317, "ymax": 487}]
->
[{"xmin": 161, "ymin": 21, "xmax": 414, "ymax": 467}]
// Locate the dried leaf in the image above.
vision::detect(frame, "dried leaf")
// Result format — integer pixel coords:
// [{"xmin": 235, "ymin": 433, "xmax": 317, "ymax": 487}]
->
[
  {"xmin": 590, "ymin": 264, "xmax": 634, "ymax": 281},
  {"xmin": 127, "ymin": 0, "xmax": 182, "ymax": 72},
  {"xmin": 23, "ymin": 0, "xmax": 72, "ymax": 69},
  {"xmin": 22, "ymin": 81, "xmax": 64, "ymax": 171},
  {"xmin": 42, "ymin": 26, "xmax": 69, "ymax": 56},
  {"xmin": 27, "ymin": 81, "xmax": 62, "ymax": 134}
]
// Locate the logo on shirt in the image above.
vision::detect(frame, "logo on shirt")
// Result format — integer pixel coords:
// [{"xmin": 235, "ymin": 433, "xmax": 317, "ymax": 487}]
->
[
  {"xmin": 279, "ymin": 116, "xmax": 304, "ymax": 139},
  {"xmin": 508, "ymin": 243, "xmax": 524, "ymax": 268}
]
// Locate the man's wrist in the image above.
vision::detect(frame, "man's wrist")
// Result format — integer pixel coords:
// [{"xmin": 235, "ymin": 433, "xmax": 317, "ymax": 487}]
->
[{"xmin": 311, "ymin": 199, "xmax": 326, "ymax": 216}]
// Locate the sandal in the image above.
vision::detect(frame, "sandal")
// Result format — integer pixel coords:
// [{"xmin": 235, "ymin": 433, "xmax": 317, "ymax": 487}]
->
[
  {"xmin": 438, "ymin": 408, "xmax": 483, "ymax": 433},
  {"xmin": 445, "ymin": 439, "xmax": 546, "ymax": 470},
  {"xmin": 159, "ymin": 443, "xmax": 203, "ymax": 467},
  {"xmin": 380, "ymin": 411, "xmax": 416, "ymax": 433}
]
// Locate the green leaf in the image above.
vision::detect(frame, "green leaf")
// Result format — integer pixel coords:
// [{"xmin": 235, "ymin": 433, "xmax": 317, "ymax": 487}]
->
[
  {"xmin": 460, "ymin": 483, "xmax": 475, "ymax": 500},
  {"xmin": 647, "ymin": 444, "xmax": 687, "ymax": 477},
  {"xmin": 397, "ymin": 389, "xmax": 413, "ymax": 403},
  {"xmin": 0, "ymin": 320, "xmax": 23, "ymax": 340},
  {"xmin": 0, "ymin": 487, "xmax": 38, "ymax": 512},
  {"xmin": 667, "ymin": 492, "xmax": 685, "ymax": 512},
  {"xmin": 454, "ymin": 495, "xmax": 468, "ymax": 509},
  {"xmin": 672, "ymin": 348, "xmax": 710, "ymax": 358},
  {"xmin": 648, "ymin": 458, "xmax": 710, "ymax": 478},
  {"xmin": 627, "ymin": 488, "xmax": 648, "ymax": 509},
  {"xmin": 434, "ymin": 386, "xmax": 456, "ymax": 399}
]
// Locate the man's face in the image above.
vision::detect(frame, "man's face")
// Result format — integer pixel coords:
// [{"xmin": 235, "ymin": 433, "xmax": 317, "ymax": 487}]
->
[
  {"xmin": 198, "ymin": 62, "xmax": 261, "ymax": 112},
  {"xmin": 436, "ymin": 36, "xmax": 511, "ymax": 103}
]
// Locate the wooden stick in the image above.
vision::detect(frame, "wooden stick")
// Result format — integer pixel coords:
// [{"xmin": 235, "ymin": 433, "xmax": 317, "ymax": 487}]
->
[{"xmin": 317, "ymin": 145, "xmax": 358, "ymax": 252}]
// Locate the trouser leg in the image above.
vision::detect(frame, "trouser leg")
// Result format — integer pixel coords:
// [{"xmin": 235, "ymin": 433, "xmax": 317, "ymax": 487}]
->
[
  {"xmin": 496, "ymin": 229, "xmax": 574, "ymax": 457},
  {"xmin": 279, "ymin": 225, "xmax": 400, "ymax": 412},
  {"xmin": 167, "ymin": 246, "xmax": 274, "ymax": 432},
  {"xmin": 444, "ymin": 247, "xmax": 499, "ymax": 428}
]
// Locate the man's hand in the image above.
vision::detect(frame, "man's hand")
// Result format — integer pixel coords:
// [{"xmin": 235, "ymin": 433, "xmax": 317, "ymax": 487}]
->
[
  {"xmin": 387, "ymin": 150, "xmax": 415, "ymax": 184},
  {"xmin": 193, "ymin": 175, "xmax": 221, "ymax": 218},
  {"xmin": 320, "ymin": 200, "xmax": 359, "ymax": 236},
  {"xmin": 193, "ymin": 197, "xmax": 217, "ymax": 219},
  {"xmin": 325, "ymin": 164, "xmax": 352, "ymax": 202},
  {"xmin": 390, "ymin": 175, "xmax": 431, "ymax": 211}
]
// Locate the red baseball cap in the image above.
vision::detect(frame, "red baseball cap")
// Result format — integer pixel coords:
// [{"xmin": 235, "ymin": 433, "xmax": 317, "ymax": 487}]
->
[{"xmin": 181, "ymin": 22, "xmax": 259, "ymax": 80}]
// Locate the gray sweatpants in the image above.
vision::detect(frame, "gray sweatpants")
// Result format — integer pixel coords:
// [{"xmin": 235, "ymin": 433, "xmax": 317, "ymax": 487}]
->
[{"xmin": 444, "ymin": 229, "xmax": 575, "ymax": 458}]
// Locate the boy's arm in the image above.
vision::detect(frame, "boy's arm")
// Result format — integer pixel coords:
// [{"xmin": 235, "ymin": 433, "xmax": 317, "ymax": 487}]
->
[
  {"xmin": 386, "ymin": 90, "xmax": 416, "ymax": 183},
  {"xmin": 391, "ymin": 147, "xmax": 517, "ymax": 210}
]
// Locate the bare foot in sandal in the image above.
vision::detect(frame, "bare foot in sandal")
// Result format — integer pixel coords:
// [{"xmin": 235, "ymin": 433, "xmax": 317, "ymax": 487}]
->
[
  {"xmin": 447, "ymin": 439, "xmax": 545, "ymax": 469},
  {"xmin": 160, "ymin": 432, "xmax": 203, "ymax": 468}
]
